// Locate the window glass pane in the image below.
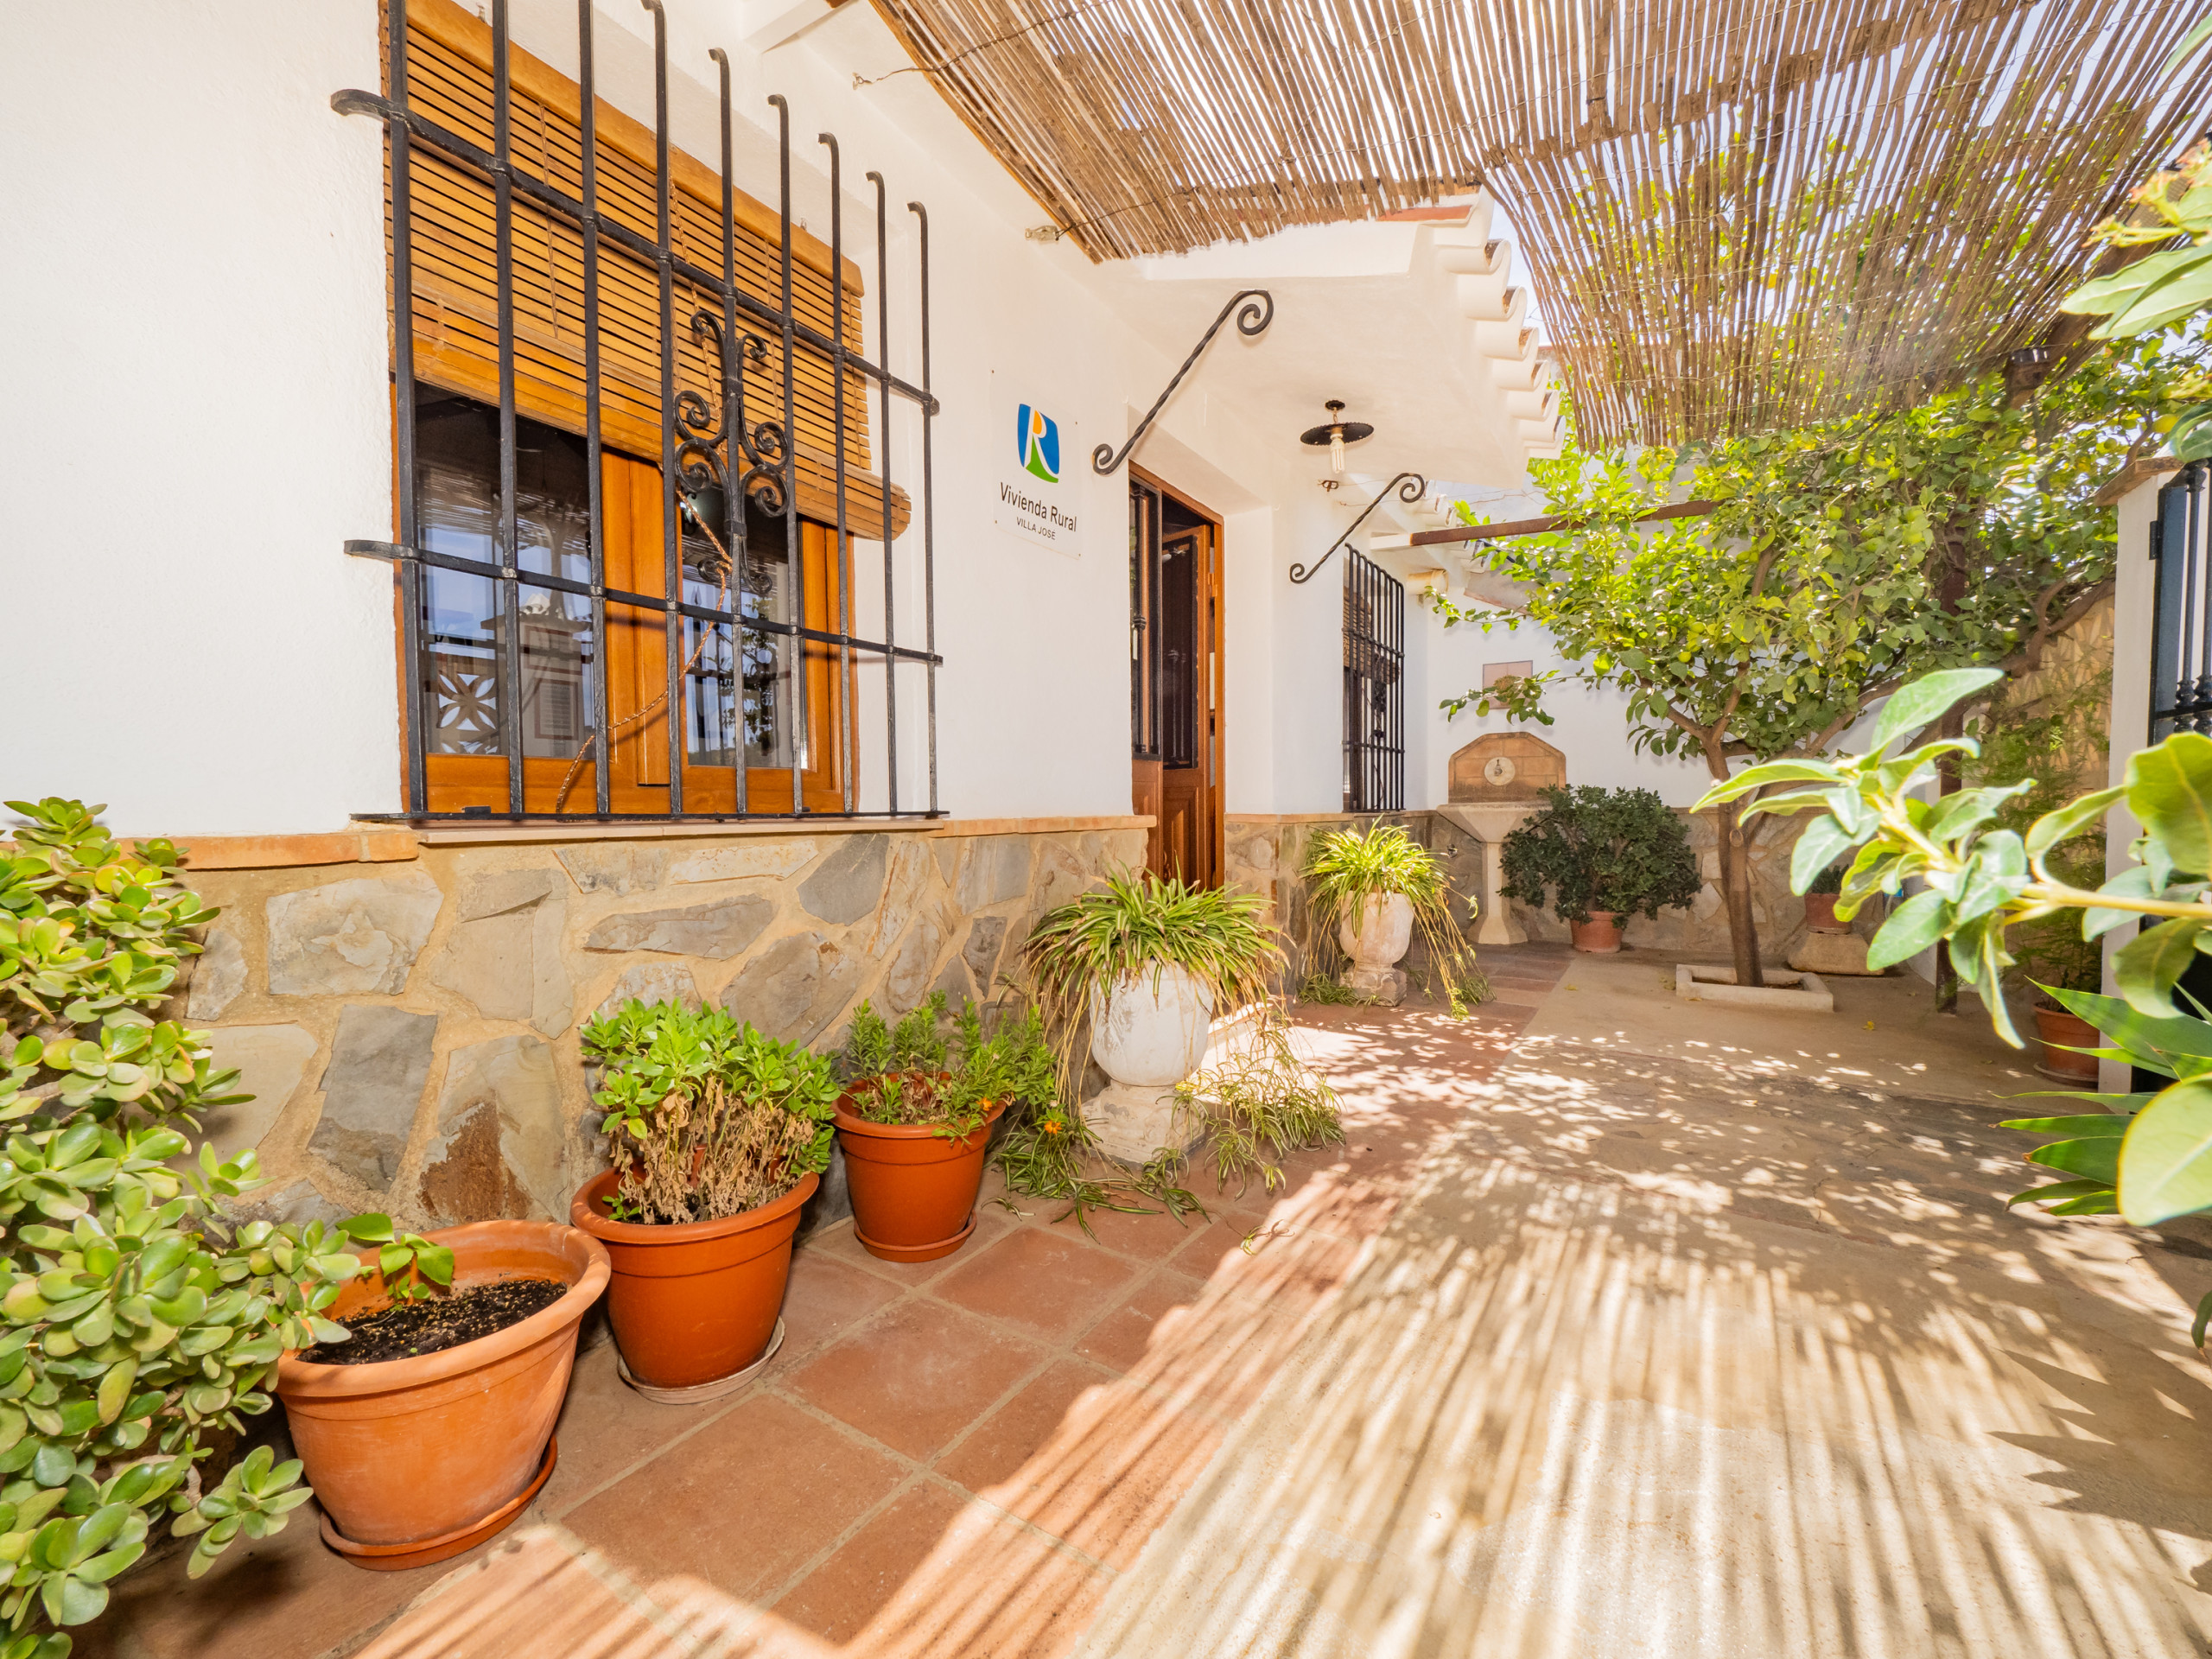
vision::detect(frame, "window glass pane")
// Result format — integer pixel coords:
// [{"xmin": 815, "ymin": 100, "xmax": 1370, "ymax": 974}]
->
[
  {"xmin": 682, "ymin": 495, "xmax": 796, "ymax": 772},
  {"xmin": 415, "ymin": 391, "xmax": 594, "ymax": 757}
]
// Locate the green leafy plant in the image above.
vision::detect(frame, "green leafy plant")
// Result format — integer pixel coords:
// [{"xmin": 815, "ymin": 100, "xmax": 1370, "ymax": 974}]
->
[
  {"xmin": 1024, "ymin": 870, "xmax": 1280, "ymax": 1020},
  {"xmin": 835, "ymin": 994, "xmax": 1041, "ymax": 1141},
  {"xmin": 2063, "ymin": 137, "xmax": 2212, "ymax": 456},
  {"xmin": 1804, "ymin": 861, "xmax": 1847, "ymax": 896},
  {"xmin": 1694, "ymin": 668, "xmax": 2212, "ymax": 1235},
  {"xmin": 1499, "ymin": 786, "xmax": 1704, "ymax": 925},
  {"xmin": 1173, "ymin": 1031, "xmax": 1344, "ymax": 1195},
  {"xmin": 582, "ymin": 1001, "xmax": 836, "ymax": 1224},
  {"xmin": 1301, "ymin": 823, "xmax": 1488, "ymax": 1014},
  {"xmin": 1427, "ymin": 334, "xmax": 2200, "ymax": 986},
  {"xmin": 0, "ymin": 798, "xmax": 450, "ymax": 1649},
  {"xmin": 1009, "ymin": 871, "xmax": 1338, "ymax": 1224}
]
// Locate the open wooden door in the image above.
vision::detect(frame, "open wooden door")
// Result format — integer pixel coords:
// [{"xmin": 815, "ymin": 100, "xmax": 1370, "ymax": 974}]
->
[{"xmin": 1130, "ymin": 469, "xmax": 1223, "ymax": 885}]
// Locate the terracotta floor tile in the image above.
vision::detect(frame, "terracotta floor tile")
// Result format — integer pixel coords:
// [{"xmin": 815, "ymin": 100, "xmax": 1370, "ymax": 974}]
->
[
  {"xmin": 930, "ymin": 1225, "xmax": 1142, "ymax": 1341},
  {"xmin": 780, "ymin": 1248, "xmax": 906, "ymax": 1363},
  {"xmin": 1037, "ymin": 1198, "xmax": 1213, "ymax": 1262},
  {"xmin": 771, "ymin": 1479, "xmax": 966, "ymax": 1644},
  {"xmin": 933, "ymin": 1357, "xmax": 1121, "ymax": 1492},
  {"xmin": 540, "ymin": 1338, "xmax": 735, "ymax": 1516},
  {"xmin": 844, "ymin": 1499, "xmax": 1112, "ymax": 1659},
  {"xmin": 783, "ymin": 1300, "xmax": 1050, "ymax": 1460},
  {"xmin": 1072, "ymin": 1270, "xmax": 1210, "ymax": 1373},
  {"xmin": 950, "ymin": 1370, "xmax": 1225, "ymax": 1570},
  {"xmin": 353, "ymin": 1526, "xmax": 667, "ymax": 1659},
  {"xmin": 806, "ymin": 1209, "xmax": 1014, "ymax": 1285},
  {"xmin": 565, "ymin": 1392, "xmax": 905, "ymax": 1603}
]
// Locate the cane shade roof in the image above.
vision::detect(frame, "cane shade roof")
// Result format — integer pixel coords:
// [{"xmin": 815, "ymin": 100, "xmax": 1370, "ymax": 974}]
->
[{"xmin": 867, "ymin": 0, "xmax": 2212, "ymax": 442}]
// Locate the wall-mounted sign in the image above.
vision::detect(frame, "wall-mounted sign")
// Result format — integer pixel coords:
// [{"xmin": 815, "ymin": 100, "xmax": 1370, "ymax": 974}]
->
[{"xmin": 991, "ymin": 372, "xmax": 1083, "ymax": 557}]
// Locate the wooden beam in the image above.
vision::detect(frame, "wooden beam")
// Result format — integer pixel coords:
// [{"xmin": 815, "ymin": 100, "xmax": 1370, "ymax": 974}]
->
[{"xmin": 1408, "ymin": 499, "xmax": 1717, "ymax": 548}]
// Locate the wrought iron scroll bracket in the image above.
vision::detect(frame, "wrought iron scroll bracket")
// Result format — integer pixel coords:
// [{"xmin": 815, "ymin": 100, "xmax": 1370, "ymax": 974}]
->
[
  {"xmin": 1289, "ymin": 473, "xmax": 1427, "ymax": 585},
  {"xmin": 1091, "ymin": 289, "xmax": 1272, "ymax": 475}
]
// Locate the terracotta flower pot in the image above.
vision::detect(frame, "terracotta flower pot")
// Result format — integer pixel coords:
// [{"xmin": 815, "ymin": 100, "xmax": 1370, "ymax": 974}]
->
[
  {"xmin": 835, "ymin": 1090, "xmax": 1006, "ymax": 1264},
  {"xmin": 2033, "ymin": 1004, "xmax": 2101, "ymax": 1084},
  {"xmin": 570, "ymin": 1169, "xmax": 817, "ymax": 1397},
  {"xmin": 1570, "ymin": 910, "xmax": 1624, "ymax": 953},
  {"xmin": 276, "ymin": 1219, "xmax": 608, "ymax": 1571},
  {"xmin": 1804, "ymin": 893, "xmax": 1845, "ymax": 933}
]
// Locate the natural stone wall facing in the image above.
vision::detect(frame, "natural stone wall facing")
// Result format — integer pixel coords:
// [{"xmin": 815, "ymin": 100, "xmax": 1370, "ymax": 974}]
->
[{"xmin": 166, "ymin": 825, "xmax": 1143, "ymax": 1236}]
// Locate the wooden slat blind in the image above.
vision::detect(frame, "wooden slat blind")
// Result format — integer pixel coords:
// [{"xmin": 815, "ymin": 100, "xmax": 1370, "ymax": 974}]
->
[{"xmin": 386, "ymin": 0, "xmax": 908, "ymax": 540}]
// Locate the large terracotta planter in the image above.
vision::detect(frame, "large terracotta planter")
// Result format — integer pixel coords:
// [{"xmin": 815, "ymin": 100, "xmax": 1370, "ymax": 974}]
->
[
  {"xmin": 570, "ymin": 1169, "xmax": 817, "ymax": 1398},
  {"xmin": 276, "ymin": 1219, "xmax": 608, "ymax": 1571},
  {"xmin": 1570, "ymin": 910, "xmax": 1624, "ymax": 953},
  {"xmin": 835, "ymin": 1090, "xmax": 1006, "ymax": 1263},
  {"xmin": 2033, "ymin": 1004, "xmax": 2101, "ymax": 1084},
  {"xmin": 1804, "ymin": 893, "xmax": 1845, "ymax": 933}
]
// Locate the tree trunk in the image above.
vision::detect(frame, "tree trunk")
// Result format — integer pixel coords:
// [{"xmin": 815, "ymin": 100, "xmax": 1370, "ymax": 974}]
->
[{"xmin": 1716, "ymin": 794, "xmax": 1763, "ymax": 988}]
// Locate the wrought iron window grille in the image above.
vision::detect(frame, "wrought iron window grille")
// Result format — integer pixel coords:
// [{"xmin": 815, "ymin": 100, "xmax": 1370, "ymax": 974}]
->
[
  {"xmin": 1343, "ymin": 549, "xmax": 1405, "ymax": 813},
  {"xmin": 2152, "ymin": 460, "xmax": 2210, "ymax": 741},
  {"xmin": 335, "ymin": 0, "xmax": 941, "ymax": 823}
]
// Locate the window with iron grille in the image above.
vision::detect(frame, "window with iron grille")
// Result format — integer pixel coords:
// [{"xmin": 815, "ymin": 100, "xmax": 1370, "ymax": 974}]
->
[
  {"xmin": 2152, "ymin": 461, "xmax": 2210, "ymax": 741},
  {"xmin": 1343, "ymin": 550, "xmax": 1404, "ymax": 812},
  {"xmin": 340, "ymin": 0, "xmax": 940, "ymax": 821}
]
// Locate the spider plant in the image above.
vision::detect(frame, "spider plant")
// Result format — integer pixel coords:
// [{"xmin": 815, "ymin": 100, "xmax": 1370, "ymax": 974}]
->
[
  {"xmin": 1302, "ymin": 823, "xmax": 1488, "ymax": 1013},
  {"xmin": 1023, "ymin": 869, "xmax": 1281, "ymax": 1021}
]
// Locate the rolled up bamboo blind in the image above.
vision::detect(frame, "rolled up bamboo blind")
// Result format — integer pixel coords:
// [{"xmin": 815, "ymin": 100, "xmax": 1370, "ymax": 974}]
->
[{"xmin": 387, "ymin": 0, "xmax": 909, "ymax": 540}]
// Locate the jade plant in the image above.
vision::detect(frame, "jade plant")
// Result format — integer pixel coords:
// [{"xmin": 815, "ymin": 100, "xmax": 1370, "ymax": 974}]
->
[
  {"xmin": 581, "ymin": 1001, "xmax": 836, "ymax": 1224},
  {"xmin": 1300, "ymin": 823, "xmax": 1488, "ymax": 1012},
  {"xmin": 1499, "ymin": 785, "xmax": 1703, "ymax": 925},
  {"xmin": 0, "ymin": 798, "xmax": 447, "ymax": 1654}
]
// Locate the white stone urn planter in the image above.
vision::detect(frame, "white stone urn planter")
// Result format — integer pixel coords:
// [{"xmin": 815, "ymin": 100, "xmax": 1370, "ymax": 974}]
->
[
  {"xmin": 1338, "ymin": 892, "xmax": 1414, "ymax": 1005},
  {"xmin": 1087, "ymin": 963, "xmax": 1213, "ymax": 1166}
]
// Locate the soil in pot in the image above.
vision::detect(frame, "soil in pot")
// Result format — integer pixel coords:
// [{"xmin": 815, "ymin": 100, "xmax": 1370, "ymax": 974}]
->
[
  {"xmin": 305, "ymin": 1278, "xmax": 568, "ymax": 1365},
  {"xmin": 573, "ymin": 1169, "xmax": 817, "ymax": 1396},
  {"xmin": 836, "ymin": 1084, "xmax": 1004, "ymax": 1263}
]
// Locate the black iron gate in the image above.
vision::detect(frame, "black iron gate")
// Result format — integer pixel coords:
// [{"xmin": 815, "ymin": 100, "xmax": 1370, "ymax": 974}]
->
[
  {"xmin": 1343, "ymin": 550, "xmax": 1404, "ymax": 812},
  {"xmin": 2152, "ymin": 461, "xmax": 2210, "ymax": 741}
]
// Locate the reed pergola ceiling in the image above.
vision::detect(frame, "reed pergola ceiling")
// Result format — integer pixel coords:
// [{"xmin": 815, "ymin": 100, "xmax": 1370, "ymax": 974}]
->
[{"xmin": 865, "ymin": 0, "xmax": 2212, "ymax": 444}]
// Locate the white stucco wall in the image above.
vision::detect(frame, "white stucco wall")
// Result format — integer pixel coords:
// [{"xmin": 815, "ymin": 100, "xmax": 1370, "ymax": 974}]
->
[{"xmin": 3, "ymin": 2, "xmax": 397, "ymax": 834}]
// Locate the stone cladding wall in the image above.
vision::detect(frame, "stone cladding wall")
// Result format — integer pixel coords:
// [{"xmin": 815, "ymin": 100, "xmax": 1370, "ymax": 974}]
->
[{"xmin": 164, "ymin": 826, "xmax": 1142, "ymax": 1236}]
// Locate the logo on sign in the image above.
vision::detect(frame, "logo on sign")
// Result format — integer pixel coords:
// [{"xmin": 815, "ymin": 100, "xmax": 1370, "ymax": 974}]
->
[{"xmin": 1017, "ymin": 404, "xmax": 1060, "ymax": 483}]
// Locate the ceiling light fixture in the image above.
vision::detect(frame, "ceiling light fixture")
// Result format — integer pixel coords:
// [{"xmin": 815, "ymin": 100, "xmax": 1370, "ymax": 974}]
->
[{"xmin": 1300, "ymin": 399, "xmax": 1373, "ymax": 475}]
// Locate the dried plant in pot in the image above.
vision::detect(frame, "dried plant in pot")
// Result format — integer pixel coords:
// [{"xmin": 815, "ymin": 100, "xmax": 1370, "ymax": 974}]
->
[
  {"xmin": 572, "ymin": 1002, "xmax": 836, "ymax": 1402},
  {"xmin": 1499, "ymin": 785, "xmax": 1703, "ymax": 953},
  {"xmin": 831, "ymin": 995, "xmax": 1050, "ymax": 1262}
]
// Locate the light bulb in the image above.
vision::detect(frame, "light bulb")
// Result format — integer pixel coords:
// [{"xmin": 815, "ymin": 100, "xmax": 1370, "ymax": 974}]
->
[{"xmin": 1330, "ymin": 429, "xmax": 1345, "ymax": 474}]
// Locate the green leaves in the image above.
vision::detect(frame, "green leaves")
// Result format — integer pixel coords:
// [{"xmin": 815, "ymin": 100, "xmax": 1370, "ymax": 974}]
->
[
  {"xmin": 2114, "ymin": 918, "xmax": 2212, "ymax": 1016},
  {"xmin": 2120, "ymin": 1077, "xmax": 2212, "ymax": 1225},
  {"xmin": 2126, "ymin": 734, "xmax": 2212, "ymax": 876},
  {"xmin": 1868, "ymin": 668, "xmax": 2005, "ymax": 754}
]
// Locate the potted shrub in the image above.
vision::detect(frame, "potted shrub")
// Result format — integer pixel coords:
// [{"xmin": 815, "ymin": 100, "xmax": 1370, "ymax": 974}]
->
[
  {"xmin": 832, "ymin": 995, "xmax": 1053, "ymax": 1262},
  {"xmin": 2010, "ymin": 920, "xmax": 2105, "ymax": 1083},
  {"xmin": 1499, "ymin": 785, "xmax": 1703, "ymax": 953},
  {"xmin": 572, "ymin": 1002, "xmax": 836, "ymax": 1402},
  {"xmin": 0, "ymin": 798, "xmax": 607, "ymax": 1636},
  {"xmin": 1023, "ymin": 871, "xmax": 1280, "ymax": 1165},
  {"xmin": 1803, "ymin": 861, "xmax": 1847, "ymax": 932},
  {"xmin": 1302, "ymin": 822, "xmax": 1487, "ymax": 1011}
]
